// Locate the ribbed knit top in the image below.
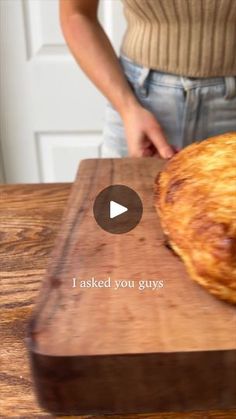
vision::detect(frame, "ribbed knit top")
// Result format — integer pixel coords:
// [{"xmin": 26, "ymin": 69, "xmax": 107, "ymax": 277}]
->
[{"xmin": 121, "ymin": 0, "xmax": 236, "ymax": 77}]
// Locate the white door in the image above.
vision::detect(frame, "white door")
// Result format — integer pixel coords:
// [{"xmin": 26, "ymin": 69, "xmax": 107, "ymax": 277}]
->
[{"xmin": 0, "ymin": 0, "xmax": 126, "ymax": 183}]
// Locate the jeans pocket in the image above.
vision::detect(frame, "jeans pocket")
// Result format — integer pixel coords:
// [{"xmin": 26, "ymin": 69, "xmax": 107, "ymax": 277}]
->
[
  {"xmin": 119, "ymin": 55, "xmax": 140, "ymax": 83},
  {"xmin": 119, "ymin": 55, "xmax": 153, "ymax": 99}
]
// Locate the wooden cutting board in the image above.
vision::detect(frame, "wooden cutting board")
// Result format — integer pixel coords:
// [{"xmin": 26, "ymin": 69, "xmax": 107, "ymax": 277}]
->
[{"xmin": 28, "ymin": 158, "xmax": 236, "ymax": 416}]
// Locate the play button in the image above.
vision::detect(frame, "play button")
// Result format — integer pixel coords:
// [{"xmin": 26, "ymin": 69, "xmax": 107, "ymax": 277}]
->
[
  {"xmin": 93, "ymin": 185, "xmax": 143, "ymax": 234},
  {"xmin": 110, "ymin": 201, "xmax": 128, "ymax": 219}
]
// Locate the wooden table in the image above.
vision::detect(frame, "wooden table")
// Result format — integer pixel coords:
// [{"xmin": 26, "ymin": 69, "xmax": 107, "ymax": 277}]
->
[{"xmin": 1, "ymin": 182, "xmax": 236, "ymax": 419}]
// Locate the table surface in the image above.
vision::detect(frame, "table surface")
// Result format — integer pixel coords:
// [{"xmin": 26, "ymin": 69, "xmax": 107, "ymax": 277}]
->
[{"xmin": 1, "ymin": 182, "xmax": 236, "ymax": 419}]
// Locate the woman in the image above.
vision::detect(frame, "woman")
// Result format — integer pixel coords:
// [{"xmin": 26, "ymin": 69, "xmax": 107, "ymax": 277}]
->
[{"xmin": 60, "ymin": 0, "xmax": 236, "ymax": 159}]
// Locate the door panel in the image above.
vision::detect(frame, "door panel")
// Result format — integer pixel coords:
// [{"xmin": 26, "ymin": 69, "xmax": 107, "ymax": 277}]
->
[{"xmin": 38, "ymin": 132, "xmax": 102, "ymax": 182}]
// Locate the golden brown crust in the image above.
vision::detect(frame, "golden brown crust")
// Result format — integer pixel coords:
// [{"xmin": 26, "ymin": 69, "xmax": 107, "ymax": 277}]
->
[{"xmin": 154, "ymin": 132, "xmax": 236, "ymax": 304}]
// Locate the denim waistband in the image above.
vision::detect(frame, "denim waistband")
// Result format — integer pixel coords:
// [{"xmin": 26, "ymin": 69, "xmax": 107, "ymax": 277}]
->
[{"xmin": 120, "ymin": 54, "xmax": 236, "ymax": 97}]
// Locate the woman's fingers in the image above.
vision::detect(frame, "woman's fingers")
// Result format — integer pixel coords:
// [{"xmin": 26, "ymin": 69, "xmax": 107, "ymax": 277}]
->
[
  {"xmin": 142, "ymin": 146, "xmax": 155, "ymax": 157},
  {"xmin": 148, "ymin": 125, "xmax": 175, "ymax": 159},
  {"xmin": 124, "ymin": 105, "xmax": 178, "ymax": 159}
]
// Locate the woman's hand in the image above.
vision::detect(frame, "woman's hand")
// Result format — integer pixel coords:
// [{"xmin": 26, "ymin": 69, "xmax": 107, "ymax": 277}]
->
[
  {"xmin": 122, "ymin": 104, "xmax": 176, "ymax": 159},
  {"xmin": 60, "ymin": 0, "xmax": 176, "ymax": 160}
]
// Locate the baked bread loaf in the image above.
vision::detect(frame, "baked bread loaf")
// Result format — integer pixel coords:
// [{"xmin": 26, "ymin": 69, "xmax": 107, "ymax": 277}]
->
[{"xmin": 155, "ymin": 132, "xmax": 236, "ymax": 304}]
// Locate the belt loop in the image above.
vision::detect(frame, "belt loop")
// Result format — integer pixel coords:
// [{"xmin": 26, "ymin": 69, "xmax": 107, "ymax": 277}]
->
[
  {"xmin": 180, "ymin": 77, "xmax": 194, "ymax": 93},
  {"xmin": 181, "ymin": 76, "xmax": 188, "ymax": 92},
  {"xmin": 137, "ymin": 67, "xmax": 151, "ymax": 97},
  {"xmin": 224, "ymin": 77, "xmax": 236, "ymax": 100}
]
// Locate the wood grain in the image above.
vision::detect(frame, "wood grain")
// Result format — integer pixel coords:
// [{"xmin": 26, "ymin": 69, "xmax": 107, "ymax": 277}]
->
[
  {"xmin": 0, "ymin": 176, "xmax": 235, "ymax": 418},
  {"xmin": 25, "ymin": 159, "xmax": 236, "ymax": 416},
  {"xmin": 0, "ymin": 183, "xmax": 70, "ymax": 418}
]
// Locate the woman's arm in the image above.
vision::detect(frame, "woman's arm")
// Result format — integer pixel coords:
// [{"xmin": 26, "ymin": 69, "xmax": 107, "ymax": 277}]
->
[{"xmin": 60, "ymin": 0, "xmax": 175, "ymax": 158}]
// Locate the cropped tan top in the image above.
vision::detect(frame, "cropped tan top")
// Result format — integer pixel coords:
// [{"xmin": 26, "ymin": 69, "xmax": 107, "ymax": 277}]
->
[{"xmin": 121, "ymin": 0, "xmax": 236, "ymax": 77}]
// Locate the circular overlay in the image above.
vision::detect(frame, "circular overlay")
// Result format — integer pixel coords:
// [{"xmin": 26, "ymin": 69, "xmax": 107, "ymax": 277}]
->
[{"xmin": 93, "ymin": 184, "xmax": 143, "ymax": 234}]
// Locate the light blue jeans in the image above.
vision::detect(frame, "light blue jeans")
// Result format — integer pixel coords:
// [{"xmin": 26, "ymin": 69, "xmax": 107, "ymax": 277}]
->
[{"xmin": 101, "ymin": 54, "xmax": 236, "ymax": 157}]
